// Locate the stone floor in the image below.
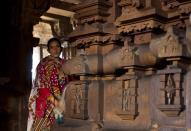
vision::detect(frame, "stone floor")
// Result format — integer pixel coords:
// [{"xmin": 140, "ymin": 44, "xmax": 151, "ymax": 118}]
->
[{"xmin": 51, "ymin": 118, "xmax": 102, "ymax": 131}]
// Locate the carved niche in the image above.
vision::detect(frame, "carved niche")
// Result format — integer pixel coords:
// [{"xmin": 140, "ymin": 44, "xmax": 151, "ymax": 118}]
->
[
  {"xmin": 157, "ymin": 72, "xmax": 184, "ymax": 117},
  {"xmin": 65, "ymin": 81, "xmax": 89, "ymax": 119},
  {"xmin": 117, "ymin": 77, "xmax": 139, "ymax": 120},
  {"xmin": 156, "ymin": 26, "xmax": 188, "ymax": 117}
]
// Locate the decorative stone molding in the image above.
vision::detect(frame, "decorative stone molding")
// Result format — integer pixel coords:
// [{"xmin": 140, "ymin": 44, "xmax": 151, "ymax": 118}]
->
[
  {"xmin": 118, "ymin": 20, "xmax": 164, "ymax": 34},
  {"xmin": 161, "ymin": 0, "xmax": 191, "ymax": 14},
  {"xmin": 161, "ymin": 0, "xmax": 180, "ymax": 11},
  {"xmin": 68, "ymin": 0, "xmax": 114, "ymax": 43},
  {"xmin": 71, "ymin": 34, "xmax": 123, "ymax": 47},
  {"xmin": 119, "ymin": 0, "xmax": 145, "ymax": 9},
  {"xmin": 63, "ymin": 37, "xmax": 159, "ymax": 75},
  {"xmin": 179, "ymin": 2, "xmax": 191, "ymax": 15},
  {"xmin": 116, "ymin": 0, "xmax": 155, "ymax": 25}
]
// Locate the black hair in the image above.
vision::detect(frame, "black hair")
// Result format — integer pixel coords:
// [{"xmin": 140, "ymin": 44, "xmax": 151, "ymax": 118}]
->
[{"xmin": 47, "ymin": 37, "xmax": 62, "ymax": 50}]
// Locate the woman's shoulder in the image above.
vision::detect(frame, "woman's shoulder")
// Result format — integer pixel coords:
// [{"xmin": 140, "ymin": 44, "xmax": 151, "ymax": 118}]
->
[
  {"xmin": 36, "ymin": 56, "xmax": 49, "ymax": 66},
  {"xmin": 40, "ymin": 56, "xmax": 51, "ymax": 62}
]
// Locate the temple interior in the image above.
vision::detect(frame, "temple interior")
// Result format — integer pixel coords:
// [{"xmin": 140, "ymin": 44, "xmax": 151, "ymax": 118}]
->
[{"xmin": 0, "ymin": 0, "xmax": 191, "ymax": 131}]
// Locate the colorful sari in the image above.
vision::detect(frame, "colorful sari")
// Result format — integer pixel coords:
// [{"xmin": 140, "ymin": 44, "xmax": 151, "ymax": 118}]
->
[{"xmin": 27, "ymin": 56, "xmax": 68, "ymax": 131}]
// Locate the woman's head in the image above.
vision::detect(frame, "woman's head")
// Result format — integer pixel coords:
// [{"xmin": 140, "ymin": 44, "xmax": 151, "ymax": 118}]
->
[{"xmin": 47, "ymin": 37, "xmax": 62, "ymax": 58}]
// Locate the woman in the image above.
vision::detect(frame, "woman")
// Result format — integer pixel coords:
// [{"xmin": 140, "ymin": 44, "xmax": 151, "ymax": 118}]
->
[{"xmin": 27, "ymin": 38, "xmax": 68, "ymax": 131}]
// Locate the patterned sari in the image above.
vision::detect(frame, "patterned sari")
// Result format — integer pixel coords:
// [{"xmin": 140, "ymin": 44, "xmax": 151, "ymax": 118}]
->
[{"xmin": 27, "ymin": 56, "xmax": 68, "ymax": 131}]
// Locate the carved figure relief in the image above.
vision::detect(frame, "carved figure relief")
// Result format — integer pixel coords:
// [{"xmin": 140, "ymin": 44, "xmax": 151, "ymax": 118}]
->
[
  {"xmin": 158, "ymin": 27, "xmax": 184, "ymax": 58},
  {"xmin": 164, "ymin": 74, "xmax": 175, "ymax": 104},
  {"xmin": 122, "ymin": 80, "xmax": 132, "ymax": 111},
  {"xmin": 121, "ymin": 46, "xmax": 134, "ymax": 61},
  {"xmin": 66, "ymin": 81, "xmax": 89, "ymax": 119},
  {"xmin": 74, "ymin": 86, "xmax": 83, "ymax": 114},
  {"xmin": 120, "ymin": 39, "xmax": 138, "ymax": 66}
]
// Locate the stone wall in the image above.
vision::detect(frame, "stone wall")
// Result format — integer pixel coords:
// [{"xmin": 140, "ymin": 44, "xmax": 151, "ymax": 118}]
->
[{"xmin": 60, "ymin": 0, "xmax": 191, "ymax": 131}]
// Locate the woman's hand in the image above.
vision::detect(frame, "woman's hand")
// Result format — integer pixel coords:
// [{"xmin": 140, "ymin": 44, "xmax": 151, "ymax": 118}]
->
[
  {"xmin": 58, "ymin": 71, "xmax": 65, "ymax": 79},
  {"xmin": 53, "ymin": 99, "xmax": 65, "ymax": 113},
  {"xmin": 48, "ymin": 95, "xmax": 59, "ymax": 106}
]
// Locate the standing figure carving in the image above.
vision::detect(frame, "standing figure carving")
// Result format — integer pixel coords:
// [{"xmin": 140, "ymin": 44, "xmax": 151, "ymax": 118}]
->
[
  {"xmin": 74, "ymin": 86, "xmax": 83, "ymax": 114},
  {"xmin": 165, "ymin": 74, "xmax": 175, "ymax": 104},
  {"xmin": 122, "ymin": 80, "xmax": 132, "ymax": 111}
]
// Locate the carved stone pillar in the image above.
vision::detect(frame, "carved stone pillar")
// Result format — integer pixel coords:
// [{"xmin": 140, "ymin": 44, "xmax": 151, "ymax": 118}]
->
[
  {"xmin": 66, "ymin": 1, "xmax": 117, "ymax": 125},
  {"xmin": 115, "ymin": 38, "xmax": 144, "ymax": 120}
]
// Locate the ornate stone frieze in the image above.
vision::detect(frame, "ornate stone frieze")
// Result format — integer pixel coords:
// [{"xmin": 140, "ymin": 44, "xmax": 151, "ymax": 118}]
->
[
  {"xmin": 118, "ymin": 20, "xmax": 164, "ymax": 34},
  {"xmin": 179, "ymin": 2, "xmax": 191, "ymax": 15},
  {"xmin": 119, "ymin": 0, "xmax": 144, "ymax": 9},
  {"xmin": 65, "ymin": 81, "xmax": 89, "ymax": 119},
  {"xmin": 68, "ymin": 0, "xmax": 113, "ymax": 41},
  {"xmin": 161, "ymin": 0, "xmax": 180, "ymax": 11},
  {"xmin": 62, "ymin": 37, "xmax": 157, "ymax": 75},
  {"xmin": 116, "ymin": 0, "xmax": 154, "ymax": 25},
  {"xmin": 160, "ymin": 0, "xmax": 191, "ymax": 18},
  {"xmin": 71, "ymin": 34, "xmax": 123, "ymax": 47}
]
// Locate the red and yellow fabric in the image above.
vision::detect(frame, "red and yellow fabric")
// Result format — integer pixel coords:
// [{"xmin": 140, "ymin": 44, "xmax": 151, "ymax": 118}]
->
[{"xmin": 27, "ymin": 56, "xmax": 68, "ymax": 131}]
